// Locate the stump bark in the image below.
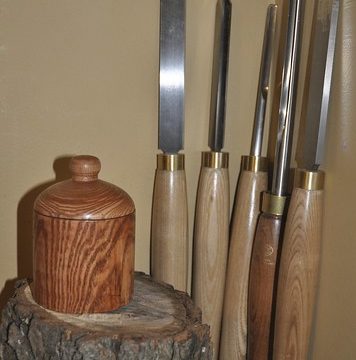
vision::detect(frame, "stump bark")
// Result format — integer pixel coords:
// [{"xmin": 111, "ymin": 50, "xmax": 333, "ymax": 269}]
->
[{"xmin": 0, "ymin": 272, "xmax": 211, "ymax": 359}]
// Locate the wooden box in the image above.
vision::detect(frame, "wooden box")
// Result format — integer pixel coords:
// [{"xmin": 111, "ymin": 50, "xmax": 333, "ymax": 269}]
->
[{"xmin": 32, "ymin": 155, "xmax": 135, "ymax": 314}]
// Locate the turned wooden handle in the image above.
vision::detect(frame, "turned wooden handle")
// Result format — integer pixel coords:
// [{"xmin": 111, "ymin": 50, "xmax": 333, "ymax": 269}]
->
[
  {"xmin": 192, "ymin": 159, "xmax": 230, "ymax": 360},
  {"xmin": 273, "ymin": 187, "xmax": 323, "ymax": 360},
  {"xmin": 220, "ymin": 169, "xmax": 268, "ymax": 360},
  {"xmin": 247, "ymin": 212, "xmax": 282, "ymax": 360},
  {"xmin": 151, "ymin": 166, "xmax": 188, "ymax": 292}
]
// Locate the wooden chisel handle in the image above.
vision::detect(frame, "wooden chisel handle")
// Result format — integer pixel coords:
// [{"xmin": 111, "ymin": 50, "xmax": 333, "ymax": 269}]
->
[
  {"xmin": 151, "ymin": 154, "xmax": 188, "ymax": 292},
  {"xmin": 274, "ymin": 170, "xmax": 324, "ymax": 360},
  {"xmin": 220, "ymin": 156, "xmax": 268, "ymax": 360},
  {"xmin": 192, "ymin": 151, "xmax": 230, "ymax": 360},
  {"xmin": 247, "ymin": 192, "xmax": 287, "ymax": 360}
]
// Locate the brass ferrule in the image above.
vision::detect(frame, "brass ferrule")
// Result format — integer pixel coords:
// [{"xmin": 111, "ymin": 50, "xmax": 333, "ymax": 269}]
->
[
  {"xmin": 294, "ymin": 169, "xmax": 325, "ymax": 190},
  {"xmin": 202, "ymin": 151, "xmax": 229, "ymax": 169},
  {"xmin": 261, "ymin": 192, "xmax": 287, "ymax": 216},
  {"xmin": 157, "ymin": 153, "xmax": 185, "ymax": 171},
  {"xmin": 241, "ymin": 155, "xmax": 268, "ymax": 173}
]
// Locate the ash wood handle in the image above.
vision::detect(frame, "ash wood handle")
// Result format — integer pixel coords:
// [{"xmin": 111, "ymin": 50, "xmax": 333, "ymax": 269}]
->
[
  {"xmin": 220, "ymin": 169, "xmax": 268, "ymax": 360},
  {"xmin": 273, "ymin": 187, "xmax": 323, "ymax": 360},
  {"xmin": 192, "ymin": 161, "xmax": 230, "ymax": 360},
  {"xmin": 151, "ymin": 166, "xmax": 188, "ymax": 292},
  {"xmin": 247, "ymin": 212, "xmax": 282, "ymax": 360}
]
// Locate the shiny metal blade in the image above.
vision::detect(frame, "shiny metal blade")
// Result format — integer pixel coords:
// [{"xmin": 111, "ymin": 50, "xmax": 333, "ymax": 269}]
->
[
  {"xmin": 159, "ymin": 0, "xmax": 185, "ymax": 154},
  {"xmin": 271, "ymin": 0, "xmax": 304, "ymax": 196},
  {"xmin": 208, "ymin": 0, "xmax": 232, "ymax": 152},
  {"xmin": 250, "ymin": 4, "xmax": 277, "ymax": 157},
  {"xmin": 296, "ymin": 0, "xmax": 339, "ymax": 170}
]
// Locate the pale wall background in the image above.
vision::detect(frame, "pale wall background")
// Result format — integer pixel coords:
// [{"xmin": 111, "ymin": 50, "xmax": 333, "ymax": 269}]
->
[{"xmin": 0, "ymin": 0, "xmax": 355, "ymax": 358}]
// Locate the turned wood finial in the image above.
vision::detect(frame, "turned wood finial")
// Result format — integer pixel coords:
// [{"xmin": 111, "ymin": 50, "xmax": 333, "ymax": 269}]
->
[{"xmin": 70, "ymin": 155, "xmax": 101, "ymax": 182}]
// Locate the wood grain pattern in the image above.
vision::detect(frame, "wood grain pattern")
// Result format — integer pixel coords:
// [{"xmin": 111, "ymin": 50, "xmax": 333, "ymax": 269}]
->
[
  {"xmin": 33, "ymin": 155, "xmax": 136, "ymax": 314},
  {"xmin": 33, "ymin": 213, "xmax": 135, "ymax": 313},
  {"xmin": 247, "ymin": 213, "xmax": 282, "ymax": 360},
  {"xmin": 35, "ymin": 180, "xmax": 135, "ymax": 219},
  {"xmin": 220, "ymin": 170, "xmax": 268, "ymax": 360},
  {"xmin": 274, "ymin": 188, "xmax": 323, "ymax": 360},
  {"xmin": 192, "ymin": 166, "xmax": 230, "ymax": 360},
  {"xmin": 151, "ymin": 169, "xmax": 188, "ymax": 292},
  {"xmin": 35, "ymin": 156, "xmax": 135, "ymax": 219},
  {"xmin": 1, "ymin": 273, "xmax": 212, "ymax": 359}
]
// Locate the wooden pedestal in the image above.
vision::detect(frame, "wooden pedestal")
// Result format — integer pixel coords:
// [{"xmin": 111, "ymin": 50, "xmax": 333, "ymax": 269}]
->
[{"xmin": 0, "ymin": 273, "xmax": 211, "ymax": 359}]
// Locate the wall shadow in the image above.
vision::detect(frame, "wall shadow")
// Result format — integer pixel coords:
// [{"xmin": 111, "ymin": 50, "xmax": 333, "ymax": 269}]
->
[
  {"xmin": 0, "ymin": 155, "xmax": 73, "ymax": 317},
  {"xmin": 0, "ymin": 279, "xmax": 18, "ymax": 315}
]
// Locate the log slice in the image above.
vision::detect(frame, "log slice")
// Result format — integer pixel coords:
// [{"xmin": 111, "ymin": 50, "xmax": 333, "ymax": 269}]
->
[{"xmin": 0, "ymin": 272, "xmax": 211, "ymax": 359}]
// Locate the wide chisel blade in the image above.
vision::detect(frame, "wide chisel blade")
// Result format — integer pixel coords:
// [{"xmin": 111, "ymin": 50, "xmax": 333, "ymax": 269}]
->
[
  {"xmin": 296, "ymin": 0, "xmax": 339, "ymax": 170},
  {"xmin": 159, "ymin": 0, "xmax": 185, "ymax": 154}
]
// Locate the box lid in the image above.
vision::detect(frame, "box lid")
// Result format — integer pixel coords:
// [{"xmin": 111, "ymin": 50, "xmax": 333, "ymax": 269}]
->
[{"xmin": 34, "ymin": 155, "xmax": 135, "ymax": 220}]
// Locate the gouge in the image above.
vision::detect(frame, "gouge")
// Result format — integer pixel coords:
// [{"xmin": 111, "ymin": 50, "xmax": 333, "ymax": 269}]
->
[
  {"xmin": 151, "ymin": 0, "xmax": 188, "ymax": 292},
  {"xmin": 192, "ymin": 0, "xmax": 231, "ymax": 358},
  {"xmin": 247, "ymin": 0, "xmax": 304, "ymax": 359},
  {"xmin": 219, "ymin": 5, "xmax": 277, "ymax": 360},
  {"xmin": 273, "ymin": 1, "xmax": 339, "ymax": 359}
]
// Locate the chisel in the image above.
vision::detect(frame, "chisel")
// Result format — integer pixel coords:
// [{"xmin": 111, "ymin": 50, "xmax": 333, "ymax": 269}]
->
[
  {"xmin": 151, "ymin": 0, "xmax": 188, "ymax": 292},
  {"xmin": 247, "ymin": 0, "xmax": 304, "ymax": 359},
  {"xmin": 274, "ymin": 1, "xmax": 339, "ymax": 358},
  {"xmin": 192, "ymin": 0, "xmax": 231, "ymax": 358},
  {"xmin": 219, "ymin": 5, "xmax": 277, "ymax": 359}
]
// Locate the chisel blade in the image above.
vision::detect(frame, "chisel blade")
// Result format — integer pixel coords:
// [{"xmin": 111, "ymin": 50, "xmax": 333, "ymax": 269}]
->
[
  {"xmin": 296, "ymin": 0, "xmax": 339, "ymax": 170},
  {"xmin": 271, "ymin": 0, "xmax": 304, "ymax": 196},
  {"xmin": 208, "ymin": 0, "xmax": 232, "ymax": 152},
  {"xmin": 159, "ymin": 0, "xmax": 185, "ymax": 154},
  {"xmin": 250, "ymin": 4, "xmax": 277, "ymax": 157}
]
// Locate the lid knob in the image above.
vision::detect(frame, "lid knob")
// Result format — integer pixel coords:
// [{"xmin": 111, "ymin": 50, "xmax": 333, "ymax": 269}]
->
[{"xmin": 69, "ymin": 155, "xmax": 101, "ymax": 182}]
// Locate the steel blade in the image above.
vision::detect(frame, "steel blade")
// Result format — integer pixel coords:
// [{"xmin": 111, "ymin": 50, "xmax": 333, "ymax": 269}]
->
[
  {"xmin": 250, "ymin": 4, "xmax": 277, "ymax": 157},
  {"xmin": 271, "ymin": 0, "xmax": 305, "ymax": 196},
  {"xmin": 296, "ymin": 0, "xmax": 339, "ymax": 170},
  {"xmin": 159, "ymin": 0, "xmax": 185, "ymax": 154},
  {"xmin": 208, "ymin": 0, "xmax": 232, "ymax": 152}
]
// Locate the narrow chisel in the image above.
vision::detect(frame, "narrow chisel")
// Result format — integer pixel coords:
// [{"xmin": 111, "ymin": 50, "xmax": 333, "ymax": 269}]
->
[
  {"xmin": 151, "ymin": 0, "xmax": 188, "ymax": 292},
  {"xmin": 192, "ymin": 0, "xmax": 231, "ymax": 358},
  {"xmin": 247, "ymin": 0, "xmax": 304, "ymax": 359},
  {"xmin": 274, "ymin": 1, "xmax": 339, "ymax": 358},
  {"xmin": 219, "ymin": 5, "xmax": 277, "ymax": 359}
]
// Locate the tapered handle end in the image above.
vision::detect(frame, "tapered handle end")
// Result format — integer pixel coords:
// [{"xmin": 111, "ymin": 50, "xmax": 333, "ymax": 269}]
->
[
  {"xmin": 274, "ymin": 185, "xmax": 324, "ymax": 360},
  {"xmin": 248, "ymin": 212, "xmax": 282, "ymax": 360},
  {"xmin": 192, "ymin": 152, "xmax": 230, "ymax": 359},
  {"xmin": 151, "ymin": 154, "xmax": 188, "ymax": 292},
  {"xmin": 220, "ymin": 168, "xmax": 268, "ymax": 359}
]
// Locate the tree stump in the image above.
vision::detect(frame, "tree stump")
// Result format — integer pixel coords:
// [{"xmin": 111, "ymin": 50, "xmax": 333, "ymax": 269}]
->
[{"xmin": 0, "ymin": 272, "xmax": 211, "ymax": 359}]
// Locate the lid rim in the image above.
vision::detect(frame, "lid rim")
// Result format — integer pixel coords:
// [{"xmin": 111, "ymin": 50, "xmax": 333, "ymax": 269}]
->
[{"xmin": 34, "ymin": 209, "xmax": 136, "ymax": 221}]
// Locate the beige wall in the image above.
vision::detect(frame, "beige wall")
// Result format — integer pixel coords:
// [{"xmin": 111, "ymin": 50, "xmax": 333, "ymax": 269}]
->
[{"xmin": 0, "ymin": 0, "xmax": 355, "ymax": 358}]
